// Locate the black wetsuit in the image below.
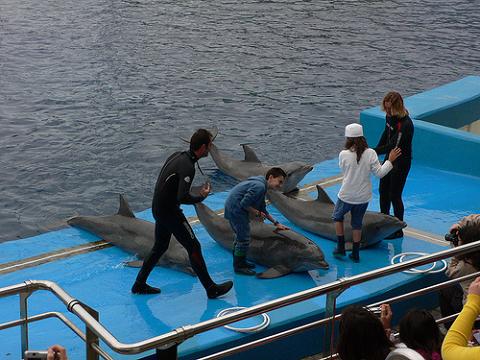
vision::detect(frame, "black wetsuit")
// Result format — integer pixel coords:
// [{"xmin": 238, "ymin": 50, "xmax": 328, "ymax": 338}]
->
[
  {"xmin": 374, "ymin": 114, "xmax": 414, "ymax": 221},
  {"xmin": 135, "ymin": 150, "xmax": 215, "ymax": 290}
]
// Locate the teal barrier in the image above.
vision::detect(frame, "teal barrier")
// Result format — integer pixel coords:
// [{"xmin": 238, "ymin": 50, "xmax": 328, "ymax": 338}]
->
[{"xmin": 360, "ymin": 75, "xmax": 480, "ymax": 177}]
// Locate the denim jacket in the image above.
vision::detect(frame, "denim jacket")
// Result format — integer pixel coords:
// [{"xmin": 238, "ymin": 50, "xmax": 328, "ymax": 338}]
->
[{"xmin": 224, "ymin": 176, "xmax": 268, "ymax": 222}]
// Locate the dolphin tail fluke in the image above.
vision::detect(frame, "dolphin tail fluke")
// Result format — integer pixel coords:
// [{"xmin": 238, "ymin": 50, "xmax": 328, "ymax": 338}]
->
[
  {"xmin": 256, "ymin": 265, "xmax": 292, "ymax": 279},
  {"xmin": 118, "ymin": 195, "xmax": 136, "ymax": 218},
  {"xmin": 315, "ymin": 185, "xmax": 334, "ymax": 204},
  {"xmin": 241, "ymin": 144, "xmax": 262, "ymax": 163},
  {"xmin": 66, "ymin": 212, "xmax": 81, "ymax": 225}
]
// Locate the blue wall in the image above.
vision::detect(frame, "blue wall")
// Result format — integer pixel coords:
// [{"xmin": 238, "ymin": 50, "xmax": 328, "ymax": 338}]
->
[{"xmin": 360, "ymin": 75, "xmax": 480, "ymax": 176}]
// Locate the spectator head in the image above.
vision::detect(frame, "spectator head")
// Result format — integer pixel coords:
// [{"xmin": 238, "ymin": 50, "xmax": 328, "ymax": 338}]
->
[
  {"xmin": 457, "ymin": 215, "xmax": 480, "ymax": 269},
  {"xmin": 337, "ymin": 305, "xmax": 393, "ymax": 360},
  {"xmin": 399, "ymin": 309, "xmax": 442, "ymax": 357}
]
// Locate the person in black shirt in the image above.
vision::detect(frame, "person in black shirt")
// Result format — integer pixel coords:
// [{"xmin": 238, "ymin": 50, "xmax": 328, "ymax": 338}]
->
[
  {"xmin": 132, "ymin": 129, "xmax": 233, "ymax": 299},
  {"xmin": 374, "ymin": 92, "xmax": 414, "ymax": 239}
]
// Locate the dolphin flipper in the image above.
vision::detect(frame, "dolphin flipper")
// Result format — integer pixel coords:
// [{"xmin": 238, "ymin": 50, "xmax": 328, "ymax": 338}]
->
[{"xmin": 256, "ymin": 265, "xmax": 292, "ymax": 279}]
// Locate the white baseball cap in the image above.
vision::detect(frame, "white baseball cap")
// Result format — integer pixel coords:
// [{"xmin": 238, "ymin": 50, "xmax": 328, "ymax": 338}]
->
[{"xmin": 345, "ymin": 123, "xmax": 364, "ymax": 138}]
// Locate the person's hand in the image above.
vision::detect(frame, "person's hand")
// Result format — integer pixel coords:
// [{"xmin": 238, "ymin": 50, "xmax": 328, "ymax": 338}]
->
[
  {"xmin": 257, "ymin": 211, "xmax": 267, "ymax": 221},
  {"xmin": 388, "ymin": 147, "xmax": 402, "ymax": 162},
  {"xmin": 449, "ymin": 223, "xmax": 460, "ymax": 234},
  {"xmin": 199, "ymin": 182, "xmax": 211, "ymax": 197},
  {"xmin": 47, "ymin": 345, "xmax": 67, "ymax": 360},
  {"xmin": 380, "ymin": 303, "xmax": 393, "ymax": 331},
  {"xmin": 275, "ymin": 223, "xmax": 290, "ymax": 231},
  {"xmin": 468, "ymin": 276, "xmax": 480, "ymax": 296}
]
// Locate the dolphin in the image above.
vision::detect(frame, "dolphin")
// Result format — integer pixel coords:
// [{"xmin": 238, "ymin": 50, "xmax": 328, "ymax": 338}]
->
[
  {"xmin": 209, "ymin": 143, "xmax": 313, "ymax": 193},
  {"xmin": 268, "ymin": 185, "xmax": 407, "ymax": 249},
  {"xmin": 194, "ymin": 202, "xmax": 329, "ymax": 279},
  {"xmin": 67, "ymin": 195, "xmax": 195, "ymax": 275}
]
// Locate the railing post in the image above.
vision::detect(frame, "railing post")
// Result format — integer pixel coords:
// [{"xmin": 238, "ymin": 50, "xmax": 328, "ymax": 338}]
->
[
  {"xmin": 82, "ymin": 303, "xmax": 99, "ymax": 360},
  {"xmin": 20, "ymin": 291, "xmax": 31, "ymax": 358},
  {"xmin": 323, "ymin": 281, "xmax": 346, "ymax": 358},
  {"xmin": 156, "ymin": 344, "xmax": 178, "ymax": 359}
]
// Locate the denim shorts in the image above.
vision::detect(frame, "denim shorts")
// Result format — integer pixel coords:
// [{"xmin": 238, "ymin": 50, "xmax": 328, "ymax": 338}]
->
[{"xmin": 332, "ymin": 199, "xmax": 369, "ymax": 230}]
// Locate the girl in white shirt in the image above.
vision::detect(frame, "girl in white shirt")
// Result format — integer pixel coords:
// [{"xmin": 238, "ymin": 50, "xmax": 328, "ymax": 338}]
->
[{"xmin": 333, "ymin": 123, "xmax": 401, "ymax": 262}]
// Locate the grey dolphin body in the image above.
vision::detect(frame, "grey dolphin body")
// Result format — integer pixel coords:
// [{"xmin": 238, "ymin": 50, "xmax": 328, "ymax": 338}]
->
[
  {"xmin": 268, "ymin": 185, "xmax": 407, "ymax": 249},
  {"xmin": 209, "ymin": 143, "xmax": 313, "ymax": 193},
  {"xmin": 194, "ymin": 202, "xmax": 329, "ymax": 279},
  {"xmin": 67, "ymin": 195, "xmax": 195, "ymax": 275}
]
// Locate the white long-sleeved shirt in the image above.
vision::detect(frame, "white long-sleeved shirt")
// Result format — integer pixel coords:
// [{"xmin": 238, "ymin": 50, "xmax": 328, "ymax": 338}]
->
[{"xmin": 337, "ymin": 148, "xmax": 393, "ymax": 204}]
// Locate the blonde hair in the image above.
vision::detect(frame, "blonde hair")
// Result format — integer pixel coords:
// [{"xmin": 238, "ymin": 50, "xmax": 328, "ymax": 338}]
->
[{"xmin": 382, "ymin": 91, "xmax": 409, "ymax": 117}]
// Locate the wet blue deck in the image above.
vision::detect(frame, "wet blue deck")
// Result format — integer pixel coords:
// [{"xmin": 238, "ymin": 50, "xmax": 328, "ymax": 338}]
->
[{"xmin": 2, "ymin": 159, "xmax": 479, "ymax": 359}]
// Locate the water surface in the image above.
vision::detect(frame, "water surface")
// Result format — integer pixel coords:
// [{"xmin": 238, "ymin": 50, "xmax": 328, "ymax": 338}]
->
[{"xmin": 1, "ymin": 0, "xmax": 479, "ymax": 242}]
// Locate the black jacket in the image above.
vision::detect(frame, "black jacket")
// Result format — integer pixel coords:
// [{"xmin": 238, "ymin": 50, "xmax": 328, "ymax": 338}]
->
[
  {"xmin": 374, "ymin": 114, "xmax": 414, "ymax": 162},
  {"xmin": 152, "ymin": 150, "xmax": 204, "ymax": 219}
]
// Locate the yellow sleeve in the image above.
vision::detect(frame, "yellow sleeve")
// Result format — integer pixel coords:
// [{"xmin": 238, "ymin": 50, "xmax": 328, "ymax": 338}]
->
[{"xmin": 442, "ymin": 294, "xmax": 480, "ymax": 360}]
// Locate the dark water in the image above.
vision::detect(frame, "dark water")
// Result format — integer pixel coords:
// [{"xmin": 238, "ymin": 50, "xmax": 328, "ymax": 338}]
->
[{"xmin": 1, "ymin": 0, "xmax": 479, "ymax": 242}]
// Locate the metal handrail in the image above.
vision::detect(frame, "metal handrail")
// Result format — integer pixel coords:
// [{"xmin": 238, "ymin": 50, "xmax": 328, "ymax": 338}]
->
[
  {"xmin": 0, "ymin": 310, "xmax": 113, "ymax": 360},
  {"xmin": 1, "ymin": 240, "xmax": 479, "ymax": 356},
  {"xmin": 0, "ymin": 311, "xmax": 85, "ymax": 339},
  {"xmin": 199, "ymin": 269, "xmax": 480, "ymax": 360}
]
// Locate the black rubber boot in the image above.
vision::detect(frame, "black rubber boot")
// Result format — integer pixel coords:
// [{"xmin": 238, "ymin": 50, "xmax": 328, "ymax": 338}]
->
[
  {"xmin": 232, "ymin": 250, "xmax": 255, "ymax": 269},
  {"xmin": 333, "ymin": 235, "xmax": 346, "ymax": 257},
  {"xmin": 207, "ymin": 281, "xmax": 234, "ymax": 299},
  {"xmin": 234, "ymin": 255, "xmax": 256, "ymax": 276},
  {"xmin": 244, "ymin": 259, "xmax": 256, "ymax": 269},
  {"xmin": 349, "ymin": 242, "xmax": 360, "ymax": 263},
  {"xmin": 131, "ymin": 282, "xmax": 161, "ymax": 294}
]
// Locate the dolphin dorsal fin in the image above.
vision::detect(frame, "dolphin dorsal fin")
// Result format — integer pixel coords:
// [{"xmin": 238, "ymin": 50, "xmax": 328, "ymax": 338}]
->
[
  {"xmin": 118, "ymin": 195, "xmax": 136, "ymax": 218},
  {"xmin": 315, "ymin": 185, "xmax": 334, "ymax": 204},
  {"xmin": 242, "ymin": 144, "xmax": 261, "ymax": 163}
]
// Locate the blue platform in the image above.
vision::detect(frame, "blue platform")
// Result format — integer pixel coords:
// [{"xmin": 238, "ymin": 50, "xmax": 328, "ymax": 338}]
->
[{"xmin": 1, "ymin": 76, "xmax": 480, "ymax": 359}]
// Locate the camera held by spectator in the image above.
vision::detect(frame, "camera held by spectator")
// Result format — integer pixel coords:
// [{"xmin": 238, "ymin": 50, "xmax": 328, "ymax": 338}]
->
[{"xmin": 444, "ymin": 230, "xmax": 459, "ymax": 247}]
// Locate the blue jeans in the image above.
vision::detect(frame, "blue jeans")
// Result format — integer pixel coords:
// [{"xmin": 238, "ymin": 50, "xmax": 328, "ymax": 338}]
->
[
  {"xmin": 332, "ymin": 199, "xmax": 368, "ymax": 230},
  {"xmin": 228, "ymin": 218, "xmax": 251, "ymax": 256}
]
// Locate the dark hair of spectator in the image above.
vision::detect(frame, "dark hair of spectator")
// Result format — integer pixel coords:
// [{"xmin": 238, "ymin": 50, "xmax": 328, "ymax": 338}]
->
[
  {"xmin": 190, "ymin": 129, "xmax": 213, "ymax": 152},
  {"xmin": 345, "ymin": 136, "xmax": 369, "ymax": 163},
  {"xmin": 399, "ymin": 309, "xmax": 442, "ymax": 359},
  {"xmin": 337, "ymin": 306, "xmax": 393, "ymax": 360},
  {"xmin": 265, "ymin": 167, "xmax": 287, "ymax": 180}
]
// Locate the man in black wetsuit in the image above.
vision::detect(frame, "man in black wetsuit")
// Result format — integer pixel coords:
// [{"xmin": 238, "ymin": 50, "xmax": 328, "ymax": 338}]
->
[
  {"xmin": 132, "ymin": 129, "xmax": 233, "ymax": 299},
  {"xmin": 374, "ymin": 91, "xmax": 414, "ymax": 239}
]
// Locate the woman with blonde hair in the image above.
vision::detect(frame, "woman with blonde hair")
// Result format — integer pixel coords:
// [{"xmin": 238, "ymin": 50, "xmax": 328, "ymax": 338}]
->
[{"xmin": 374, "ymin": 92, "xmax": 414, "ymax": 238}]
